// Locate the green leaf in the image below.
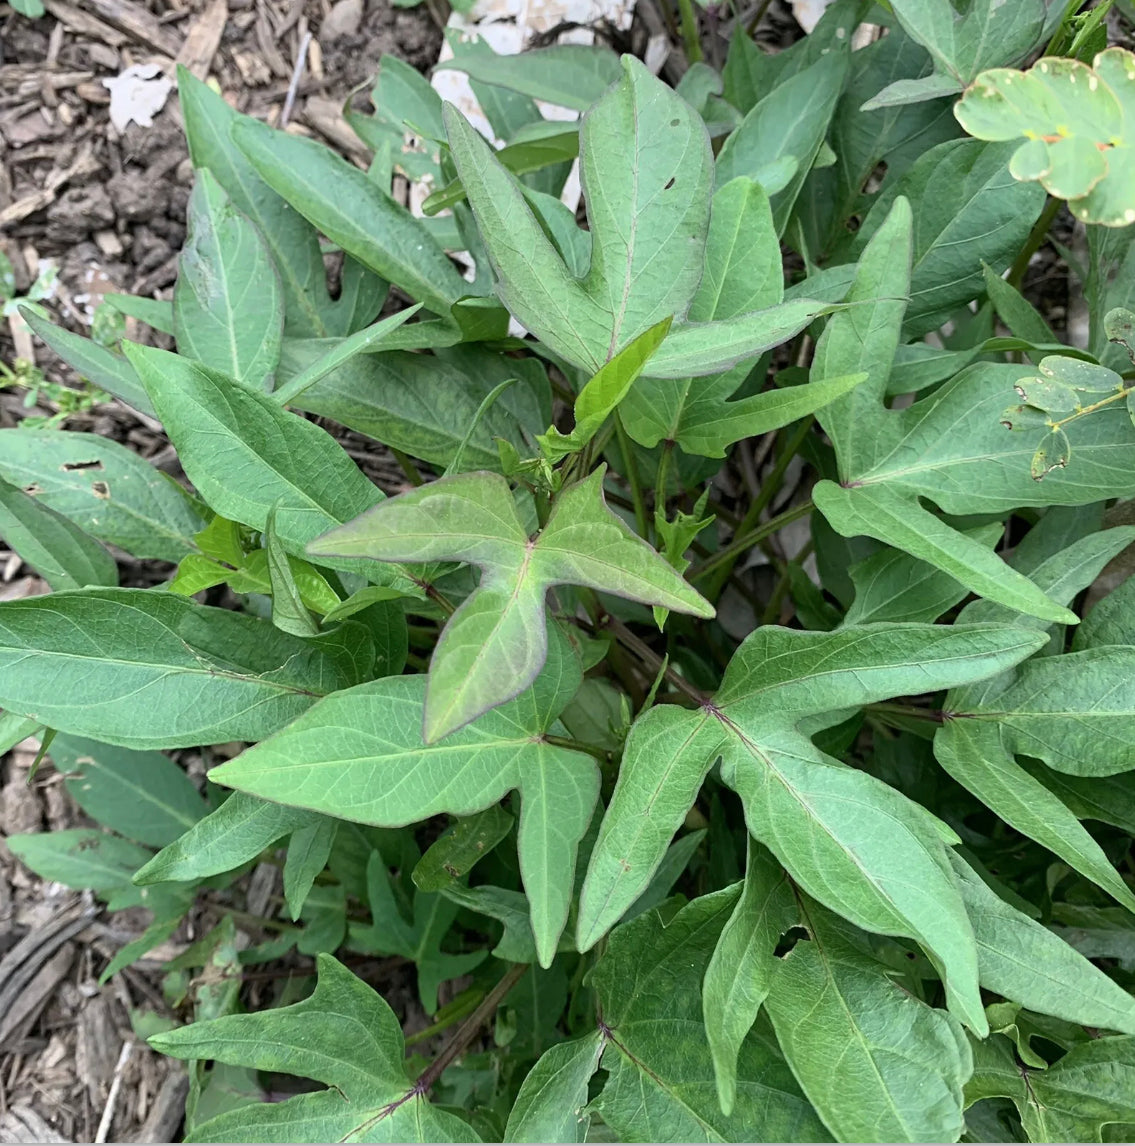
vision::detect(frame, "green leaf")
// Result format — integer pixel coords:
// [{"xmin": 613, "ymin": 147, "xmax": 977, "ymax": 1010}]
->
[
  {"xmin": 174, "ymin": 168, "xmax": 283, "ymax": 391},
  {"xmin": 8, "ymin": 828, "xmax": 152, "ymax": 892},
  {"xmin": 282, "ymin": 817, "xmax": 337, "ymax": 919},
  {"xmin": 208, "ymin": 636, "xmax": 595, "ymax": 966},
  {"xmin": 853, "ymin": 139, "xmax": 1046, "ymax": 335},
  {"xmin": 579, "ymin": 622, "xmax": 1049, "ymax": 1035},
  {"xmin": 308, "ymin": 468, "xmax": 712, "ymax": 741},
  {"xmin": 105, "ymin": 292, "xmax": 174, "ymax": 334},
  {"xmin": 19, "ymin": 309, "xmax": 153, "ymax": 416},
  {"xmin": 350, "ymin": 854, "xmax": 487, "ymax": 1011},
  {"xmin": 843, "ymin": 525, "xmax": 1005, "ymax": 626},
  {"xmin": 504, "ymin": 1033, "xmax": 604, "ymax": 1143},
  {"xmin": 177, "ymin": 66, "xmax": 334, "ymax": 338},
  {"xmin": 0, "ymin": 474, "xmax": 117, "ymax": 590},
  {"xmin": 412, "ymin": 806, "xmax": 514, "ymax": 892},
  {"xmin": 281, "ymin": 342, "xmax": 552, "ymax": 474},
  {"xmin": 885, "ymin": 0, "xmax": 1046, "ymax": 96},
  {"xmin": 135, "ymin": 791, "xmax": 321, "ymax": 885},
  {"xmin": 151, "ymin": 954, "xmax": 479, "ymax": 1142},
  {"xmin": 813, "ymin": 353, "xmax": 1135, "ymax": 622},
  {"xmin": 956, "ymin": 49, "xmax": 1135, "ymax": 227},
  {"xmin": 715, "ymin": 49, "xmax": 849, "ymax": 233},
  {"xmin": 0, "ymin": 588, "xmax": 368, "ymax": 749},
  {"xmin": 446, "ymin": 56, "xmax": 712, "ymax": 374},
  {"xmin": 124, "ymin": 345, "xmax": 408, "ymax": 588},
  {"xmin": 232, "ymin": 117, "xmax": 468, "ymax": 319},
  {"xmin": 265, "ymin": 503, "xmax": 318, "ymax": 637},
  {"xmin": 587, "ymin": 888, "xmax": 832, "ymax": 1142},
  {"xmin": 0, "ymin": 429, "xmax": 206, "ymax": 562},
  {"xmin": 703, "ymin": 841, "xmax": 797, "ymax": 1117},
  {"xmin": 436, "ymin": 42, "xmax": 622, "ymax": 113},
  {"xmin": 764, "ymin": 900, "xmax": 971, "ymax": 1143},
  {"xmin": 982, "ymin": 261, "xmax": 1057, "ymax": 346},
  {"xmin": 50, "ymin": 734, "xmax": 208, "ymax": 848},
  {"xmin": 950, "ymin": 854, "xmax": 1135, "ymax": 1035}
]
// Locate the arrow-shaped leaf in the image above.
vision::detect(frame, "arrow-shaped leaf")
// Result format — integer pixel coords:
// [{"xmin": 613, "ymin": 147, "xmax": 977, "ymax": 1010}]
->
[
  {"xmin": 309, "ymin": 467, "xmax": 712, "ymax": 741},
  {"xmin": 578, "ymin": 622, "xmax": 1048, "ymax": 1035},
  {"xmin": 208, "ymin": 631, "xmax": 596, "ymax": 966},
  {"xmin": 151, "ymin": 954, "xmax": 478, "ymax": 1143}
]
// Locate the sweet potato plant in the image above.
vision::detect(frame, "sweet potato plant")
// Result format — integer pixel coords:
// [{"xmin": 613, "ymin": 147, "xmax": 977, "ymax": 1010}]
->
[{"xmin": 5, "ymin": 0, "xmax": 1135, "ymax": 1140}]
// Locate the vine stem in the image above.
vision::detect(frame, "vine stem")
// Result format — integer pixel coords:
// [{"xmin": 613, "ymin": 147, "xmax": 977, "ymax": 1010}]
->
[
  {"xmin": 614, "ymin": 412, "xmax": 650, "ymax": 540},
  {"xmin": 602, "ymin": 613, "xmax": 709, "ymax": 707},
  {"xmin": 415, "ymin": 962, "xmax": 528, "ymax": 1093},
  {"xmin": 689, "ymin": 499, "xmax": 813, "ymax": 582},
  {"xmin": 702, "ymin": 417, "xmax": 814, "ymax": 597},
  {"xmin": 1006, "ymin": 197, "xmax": 1062, "ymax": 289}
]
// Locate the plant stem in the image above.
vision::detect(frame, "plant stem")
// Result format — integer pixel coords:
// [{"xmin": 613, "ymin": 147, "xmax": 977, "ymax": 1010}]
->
[
  {"xmin": 676, "ymin": 0, "xmax": 704, "ymax": 62},
  {"xmin": 404, "ymin": 990, "xmax": 485, "ymax": 1048},
  {"xmin": 613, "ymin": 413, "xmax": 650, "ymax": 539},
  {"xmin": 390, "ymin": 447, "xmax": 425, "ymax": 487},
  {"xmin": 689, "ymin": 500, "xmax": 813, "ymax": 582},
  {"xmin": 703, "ymin": 417, "xmax": 814, "ymax": 597},
  {"xmin": 1007, "ymin": 197, "xmax": 1063, "ymax": 289},
  {"xmin": 544, "ymin": 733, "xmax": 611, "ymax": 762},
  {"xmin": 603, "ymin": 613, "xmax": 709, "ymax": 707},
  {"xmin": 654, "ymin": 440, "xmax": 675, "ymax": 520},
  {"xmin": 415, "ymin": 962, "xmax": 528, "ymax": 1093}
]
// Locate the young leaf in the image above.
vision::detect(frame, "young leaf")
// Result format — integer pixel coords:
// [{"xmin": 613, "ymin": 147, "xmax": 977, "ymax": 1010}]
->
[
  {"xmin": 703, "ymin": 841, "xmax": 798, "ymax": 1117},
  {"xmin": 587, "ymin": 888, "xmax": 831, "ymax": 1142},
  {"xmin": 264, "ymin": 504, "xmax": 318, "ymax": 638},
  {"xmin": 0, "ymin": 428, "xmax": 207, "ymax": 562},
  {"xmin": 579, "ymin": 622, "xmax": 1049, "ymax": 1035},
  {"xmin": 151, "ymin": 954, "xmax": 479, "ymax": 1143},
  {"xmin": 174, "ymin": 168, "xmax": 284, "ymax": 391},
  {"xmin": 764, "ymin": 901, "xmax": 971, "ymax": 1143},
  {"xmin": 956, "ymin": 49, "xmax": 1135, "ymax": 227},
  {"xmin": 0, "ymin": 588, "xmax": 369, "ymax": 749},
  {"xmin": 950, "ymin": 854, "xmax": 1135, "ymax": 1035},
  {"xmin": 446, "ymin": 55, "xmax": 713, "ymax": 374},
  {"xmin": 0, "ymin": 474, "xmax": 118, "ymax": 591},
  {"xmin": 50, "ymin": 734, "xmax": 208, "ymax": 848},
  {"xmin": 308, "ymin": 468, "xmax": 712, "ymax": 741},
  {"xmin": 135, "ymin": 792, "xmax": 322, "ymax": 886},
  {"xmin": 207, "ymin": 639, "xmax": 596, "ymax": 968},
  {"xmin": 504, "ymin": 1032, "xmax": 604, "ymax": 1143}
]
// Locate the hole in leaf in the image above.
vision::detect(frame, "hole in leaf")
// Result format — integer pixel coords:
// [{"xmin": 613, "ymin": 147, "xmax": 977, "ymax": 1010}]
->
[
  {"xmin": 62, "ymin": 460, "xmax": 104, "ymax": 472},
  {"xmin": 91, "ymin": 481, "xmax": 110, "ymax": 499},
  {"xmin": 774, "ymin": 926, "xmax": 809, "ymax": 958},
  {"xmin": 24, "ymin": 483, "xmax": 42, "ymax": 496},
  {"xmin": 664, "ymin": 177, "xmax": 675, "ymax": 190}
]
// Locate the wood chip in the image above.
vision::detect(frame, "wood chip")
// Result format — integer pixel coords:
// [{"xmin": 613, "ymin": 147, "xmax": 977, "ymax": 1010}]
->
[
  {"xmin": 81, "ymin": 0, "xmax": 182, "ymax": 57},
  {"xmin": 41, "ymin": 0, "xmax": 128, "ymax": 49},
  {"xmin": 130, "ymin": 1070, "xmax": 187, "ymax": 1143},
  {"xmin": 302, "ymin": 95, "xmax": 369, "ymax": 163},
  {"xmin": 0, "ymin": 1105, "xmax": 71, "ymax": 1144},
  {"xmin": 0, "ymin": 142, "xmax": 101, "ymax": 228},
  {"xmin": 176, "ymin": 0, "xmax": 229, "ymax": 81},
  {"xmin": 0, "ymin": 942, "xmax": 75, "ymax": 1049}
]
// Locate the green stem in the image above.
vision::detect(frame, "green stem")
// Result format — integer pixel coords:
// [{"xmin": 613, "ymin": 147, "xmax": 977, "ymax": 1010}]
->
[
  {"xmin": 390, "ymin": 447, "xmax": 425, "ymax": 487},
  {"xmin": 544, "ymin": 733, "xmax": 611, "ymax": 762},
  {"xmin": 676, "ymin": 0, "xmax": 704, "ymax": 62},
  {"xmin": 703, "ymin": 417, "xmax": 814, "ymax": 598},
  {"xmin": 654, "ymin": 440, "xmax": 674, "ymax": 524},
  {"xmin": 690, "ymin": 500, "xmax": 813, "ymax": 583},
  {"xmin": 614, "ymin": 412, "xmax": 650, "ymax": 539},
  {"xmin": 404, "ymin": 991, "xmax": 485, "ymax": 1048},
  {"xmin": 603, "ymin": 613, "xmax": 709, "ymax": 707},
  {"xmin": 1007, "ymin": 197, "xmax": 1062, "ymax": 289}
]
